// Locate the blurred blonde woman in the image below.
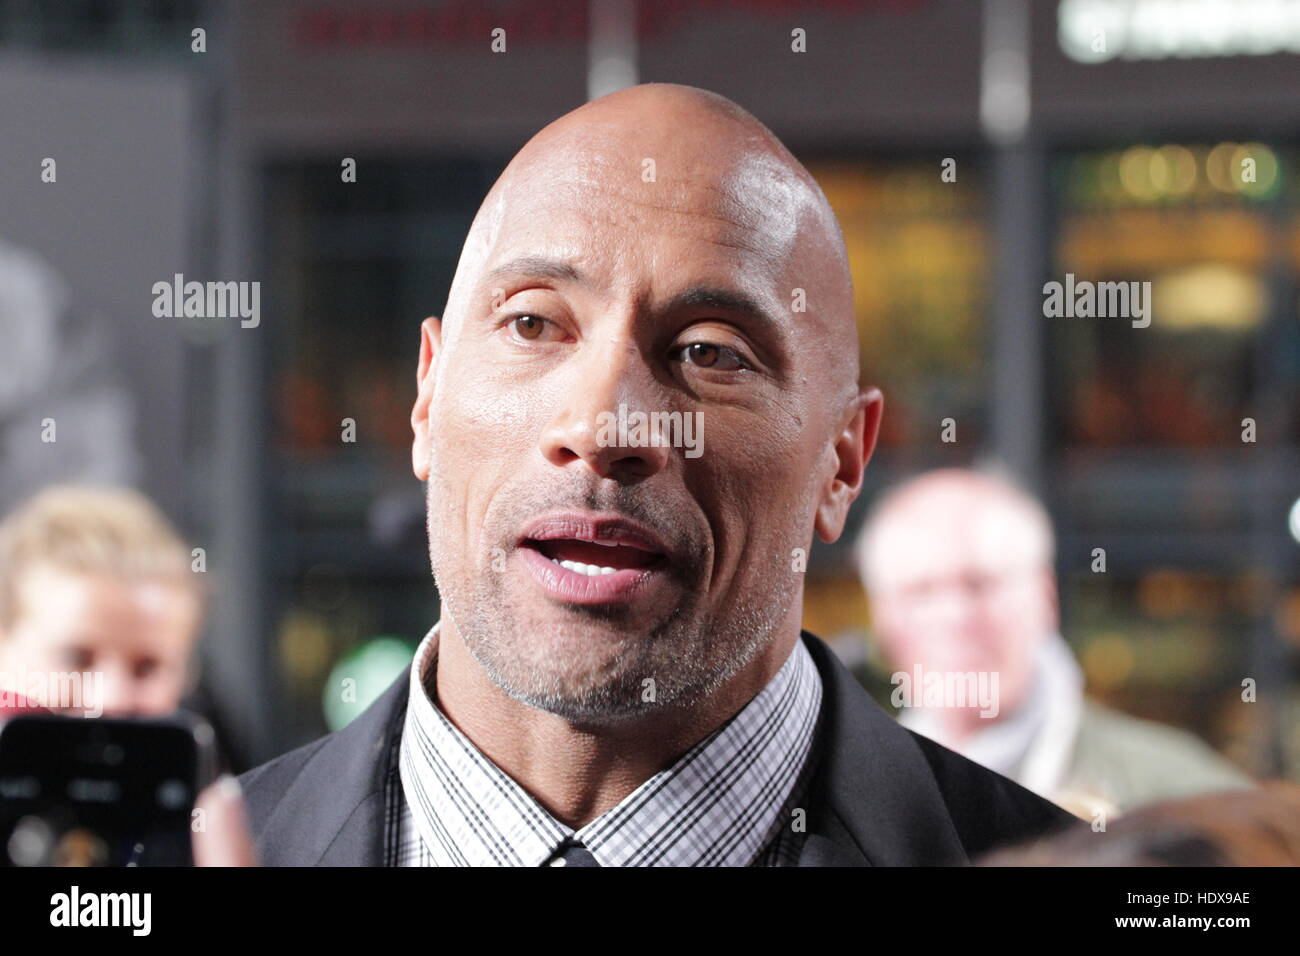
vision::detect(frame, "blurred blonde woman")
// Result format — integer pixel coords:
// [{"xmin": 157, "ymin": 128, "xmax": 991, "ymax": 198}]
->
[{"xmin": 0, "ymin": 486, "xmax": 202, "ymax": 718}]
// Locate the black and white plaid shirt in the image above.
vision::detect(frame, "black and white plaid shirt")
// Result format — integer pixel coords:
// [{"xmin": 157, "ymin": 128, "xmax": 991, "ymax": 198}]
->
[{"xmin": 385, "ymin": 623, "xmax": 823, "ymax": 867}]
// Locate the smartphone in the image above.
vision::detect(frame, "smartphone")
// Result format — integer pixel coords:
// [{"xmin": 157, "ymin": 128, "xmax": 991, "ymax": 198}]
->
[{"xmin": 0, "ymin": 712, "xmax": 215, "ymax": 866}]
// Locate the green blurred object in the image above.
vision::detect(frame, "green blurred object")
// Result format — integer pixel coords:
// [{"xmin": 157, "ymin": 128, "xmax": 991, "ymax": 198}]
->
[{"xmin": 322, "ymin": 637, "xmax": 416, "ymax": 731}]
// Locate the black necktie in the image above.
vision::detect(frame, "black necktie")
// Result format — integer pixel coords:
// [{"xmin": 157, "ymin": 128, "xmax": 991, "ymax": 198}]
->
[{"xmin": 546, "ymin": 838, "xmax": 600, "ymax": 867}]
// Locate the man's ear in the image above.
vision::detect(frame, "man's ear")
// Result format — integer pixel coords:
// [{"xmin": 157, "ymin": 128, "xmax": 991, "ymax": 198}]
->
[
  {"xmin": 411, "ymin": 315, "xmax": 444, "ymax": 480},
  {"xmin": 814, "ymin": 386, "xmax": 883, "ymax": 543}
]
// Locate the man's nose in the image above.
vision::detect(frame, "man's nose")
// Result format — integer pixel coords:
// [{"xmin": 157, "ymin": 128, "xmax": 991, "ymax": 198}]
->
[
  {"xmin": 914, "ymin": 584, "xmax": 979, "ymax": 626},
  {"xmin": 538, "ymin": 337, "xmax": 671, "ymax": 481}
]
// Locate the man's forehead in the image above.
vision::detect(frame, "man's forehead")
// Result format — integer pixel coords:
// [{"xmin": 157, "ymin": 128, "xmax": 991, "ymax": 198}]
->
[
  {"xmin": 482, "ymin": 144, "xmax": 806, "ymax": 271},
  {"xmin": 444, "ymin": 88, "xmax": 857, "ymax": 377},
  {"xmin": 477, "ymin": 236, "xmax": 783, "ymax": 306},
  {"xmin": 871, "ymin": 503, "xmax": 1047, "ymax": 587},
  {"xmin": 467, "ymin": 217, "xmax": 798, "ymax": 341}
]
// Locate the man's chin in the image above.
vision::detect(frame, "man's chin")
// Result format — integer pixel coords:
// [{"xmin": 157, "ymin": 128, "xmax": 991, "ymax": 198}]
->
[
  {"xmin": 506, "ymin": 682, "xmax": 660, "ymax": 725},
  {"xmin": 482, "ymin": 649, "xmax": 657, "ymax": 724},
  {"xmin": 462, "ymin": 606, "xmax": 683, "ymax": 721}
]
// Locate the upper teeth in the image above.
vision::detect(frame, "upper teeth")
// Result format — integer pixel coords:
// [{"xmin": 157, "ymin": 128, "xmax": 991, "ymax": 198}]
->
[{"xmin": 554, "ymin": 558, "xmax": 619, "ymax": 576}]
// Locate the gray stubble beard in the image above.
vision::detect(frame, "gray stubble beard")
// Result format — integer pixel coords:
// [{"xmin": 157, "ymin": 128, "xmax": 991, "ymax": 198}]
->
[{"xmin": 423, "ymin": 466, "xmax": 803, "ymax": 726}]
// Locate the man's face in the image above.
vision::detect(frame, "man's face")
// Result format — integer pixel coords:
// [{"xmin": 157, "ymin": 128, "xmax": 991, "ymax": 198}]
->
[
  {"xmin": 414, "ymin": 112, "xmax": 871, "ymax": 722},
  {"xmin": 0, "ymin": 565, "xmax": 198, "ymax": 718},
  {"xmin": 868, "ymin": 504, "xmax": 1055, "ymax": 717}
]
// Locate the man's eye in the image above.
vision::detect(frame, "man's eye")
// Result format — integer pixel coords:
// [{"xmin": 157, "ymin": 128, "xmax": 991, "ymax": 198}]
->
[
  {"xmin": 677, "ymin": 342, "xmax": 749, "ymax": 372},
  {"xmin": 509, "ymin": 314, "xmax": 548, "ymax": 340}
]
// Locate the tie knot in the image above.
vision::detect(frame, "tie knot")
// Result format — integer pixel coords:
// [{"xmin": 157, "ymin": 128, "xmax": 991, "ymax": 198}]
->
[{"xmin": 546, "ymin": 838, "xmax": 600, "ymax": 867}]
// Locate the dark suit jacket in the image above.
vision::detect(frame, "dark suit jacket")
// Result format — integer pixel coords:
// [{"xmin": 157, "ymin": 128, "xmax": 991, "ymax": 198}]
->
[{"xmin": 240, "ymin": 631, "xmax": 1081, "ymax": 865}]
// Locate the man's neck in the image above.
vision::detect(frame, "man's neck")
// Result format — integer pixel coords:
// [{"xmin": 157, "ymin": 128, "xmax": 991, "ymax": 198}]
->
[{"xmin": 432, "ymin": 620, "xmax": 800, "ymax": 829}]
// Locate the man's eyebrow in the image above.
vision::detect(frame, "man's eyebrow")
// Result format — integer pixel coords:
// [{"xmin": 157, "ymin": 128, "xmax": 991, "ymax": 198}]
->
[
  {"xmin": 478, "ymin": 264, "xmax": 787, "ymax": 343},
  {"xmin": 482, "ymin": 255, "xmax": 585, "ymax": 286},
  {"xmin": 661, "ymin": 286, "xmax": 786, "ymax": 337}
]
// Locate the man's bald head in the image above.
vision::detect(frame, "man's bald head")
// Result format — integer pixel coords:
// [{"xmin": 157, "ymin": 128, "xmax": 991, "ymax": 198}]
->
[{"xmin": 445, "ymin": 82, "xmax": 859, "ymax": 404}]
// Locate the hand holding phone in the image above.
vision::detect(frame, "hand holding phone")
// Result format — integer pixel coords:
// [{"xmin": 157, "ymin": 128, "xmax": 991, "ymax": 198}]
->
[{"xmin": 0, "ymin": 712, "xmax": 222, "ymax": 866}]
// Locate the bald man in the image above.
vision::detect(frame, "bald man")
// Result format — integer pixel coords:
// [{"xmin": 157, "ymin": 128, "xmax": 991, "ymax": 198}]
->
[
  {"xmin": 857, "ymin": 468, "xmax": 1253, "ymax": 818},
  {"xmin": 238, "ymin": 84, "xmax": 1078, "ymax": 866}
]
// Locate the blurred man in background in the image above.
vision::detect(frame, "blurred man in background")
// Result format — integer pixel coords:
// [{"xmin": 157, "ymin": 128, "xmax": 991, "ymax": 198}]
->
[
  {"xmin": 855, "ymin": 468, "xmax": 1252, "ymax": 816},
  {"xmin": 0, "ymin": 486, "xmax": 200, "ymax": 718}
]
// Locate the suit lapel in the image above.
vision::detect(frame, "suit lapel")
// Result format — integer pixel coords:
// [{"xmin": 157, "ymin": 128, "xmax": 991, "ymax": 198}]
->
[
  {"xmin": 258, "ymin": 671, "xmax": 410, "ymax": 866},
  {"xmin": 798, "ymin": 632, "xmax": 968, "ymax": 866},
  {"xmin": 324, "ymin": 672, "xmax": 409, "ymax": 865}
]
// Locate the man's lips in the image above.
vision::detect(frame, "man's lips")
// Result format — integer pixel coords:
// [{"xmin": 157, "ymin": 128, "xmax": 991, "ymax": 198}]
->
[
  {"xmin": 516, "ymin": 512, "xmax": 672, "ymax": 605},
  {"xmin": 519, "ymin": 513, "xmax": 669, "ymax": 564}
]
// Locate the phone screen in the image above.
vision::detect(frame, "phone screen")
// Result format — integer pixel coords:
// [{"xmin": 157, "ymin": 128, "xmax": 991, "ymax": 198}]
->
[{"xmin": 0, "ymin": 714, "xmax": 207, "ymax": 867}]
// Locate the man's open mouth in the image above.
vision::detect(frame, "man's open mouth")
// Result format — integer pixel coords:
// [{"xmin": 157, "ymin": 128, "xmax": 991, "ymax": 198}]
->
[
  {"xmin": 528, "ymin": 537, "xmax": 662, "ymax": 576},
  {"xmin": 516, "ymin": 513, "xmax": 670, "ymax": 605}
]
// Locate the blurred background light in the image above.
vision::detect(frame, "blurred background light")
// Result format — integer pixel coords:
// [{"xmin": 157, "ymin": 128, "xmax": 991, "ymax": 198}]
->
[
  {"xmin": 1060, "ymin": 0, "xmax": 1300, "ymax": 63},
  {"xmin": 323, "ymin": 636, "xmax": 417, "ymax": 731}
]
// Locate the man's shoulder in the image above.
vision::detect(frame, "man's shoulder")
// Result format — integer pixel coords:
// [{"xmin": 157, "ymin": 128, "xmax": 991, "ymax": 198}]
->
[
  {"xmin": 798, "ymin": 632, "xmax": 1082, "ymax": 864},
  {"xmin": 1071, "ymin": 698, "xmax": 1252, "ymax": 801},
  {"xmin": 237, "ymin": 672, "xmax": 411, "ymax": 866},
  {"xmin": 238, "ymin": 733, "xmax": 336, "ymax": 822},
  {"xmin": 905, "ymin": 725, "xmax": 1083, "ymax": 853},
  {"xmin": 1078, "ymin": 698, "xmax": 1238, "ymax": 764}
]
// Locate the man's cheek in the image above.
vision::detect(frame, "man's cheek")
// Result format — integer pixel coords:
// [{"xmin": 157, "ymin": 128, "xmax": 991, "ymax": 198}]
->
[{"xmin": 432, "ymin": 397, "xmax": 518, "ymax": 480}]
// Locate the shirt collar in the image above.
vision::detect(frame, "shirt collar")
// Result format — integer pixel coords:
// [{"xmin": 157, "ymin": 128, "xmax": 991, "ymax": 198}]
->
[{"xmin": 398, "ymin": 622, "xmax": 822, "ymax": 867}]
